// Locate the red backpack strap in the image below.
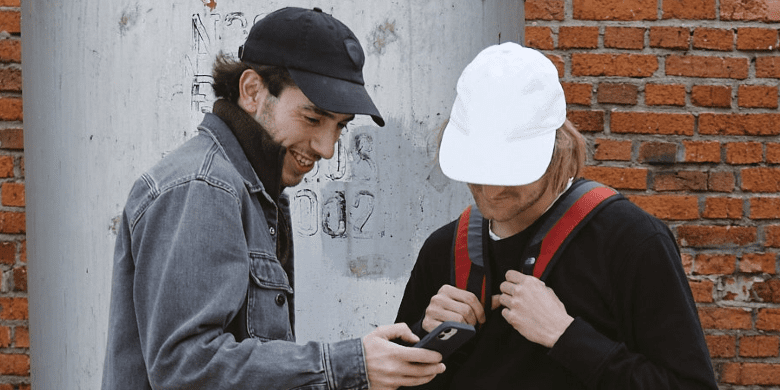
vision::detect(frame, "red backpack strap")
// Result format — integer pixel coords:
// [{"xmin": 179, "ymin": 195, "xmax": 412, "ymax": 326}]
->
[
  {"xmin": 521, "ymin": 180, "xmax": 620, "ymax": 280},
  {"xmin": 452, "ymin": 205, "xmax": 489, "ymax": 308}
]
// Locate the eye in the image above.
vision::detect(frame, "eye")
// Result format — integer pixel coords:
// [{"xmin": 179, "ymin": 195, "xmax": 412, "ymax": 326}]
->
[{"xmin": 305, "ymin": 116, "xmax": 320, "ymax": 125}]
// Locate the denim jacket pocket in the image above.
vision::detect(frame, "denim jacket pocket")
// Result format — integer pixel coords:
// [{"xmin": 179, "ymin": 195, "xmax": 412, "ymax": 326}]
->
[{"xmin": 247, "ymin": 251, "xmax": 294, "ymax": 341}]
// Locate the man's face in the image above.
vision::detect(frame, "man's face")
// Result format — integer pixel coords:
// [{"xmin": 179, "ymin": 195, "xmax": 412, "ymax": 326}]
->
[
  {"xmin": 467, "ymin": 176, "xmax": 551, "ymax": 235},
  {"xmin": 254, "ymin": 86, "xmax": 354, "ymax": 187}
]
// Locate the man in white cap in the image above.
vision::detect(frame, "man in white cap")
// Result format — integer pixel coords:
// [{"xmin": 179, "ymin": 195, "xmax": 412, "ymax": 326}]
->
[
  {"xmin": 103, "ymin": 7, "xmax": 443, "ymax": 390},
  {"xmin": 395, "ymin": 43, "xmax": 717, "ymax": 389}
]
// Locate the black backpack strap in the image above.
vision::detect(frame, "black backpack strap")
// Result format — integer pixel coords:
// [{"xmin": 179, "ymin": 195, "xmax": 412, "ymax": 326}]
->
[{"xmin": 520, "ymin": 180, "xmax": 621, "ymax": 281}]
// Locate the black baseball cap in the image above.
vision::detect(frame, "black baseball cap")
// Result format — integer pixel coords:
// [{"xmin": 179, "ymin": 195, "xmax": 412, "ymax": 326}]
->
[{"xmin": 239, "ymin": 7, "xmax": 385, "ymax": 127}]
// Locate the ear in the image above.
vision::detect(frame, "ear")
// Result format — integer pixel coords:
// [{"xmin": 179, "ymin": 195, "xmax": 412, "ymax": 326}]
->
[{"xmin": 237, "ymin": 68, "xmax": 268, "ymax": 116}]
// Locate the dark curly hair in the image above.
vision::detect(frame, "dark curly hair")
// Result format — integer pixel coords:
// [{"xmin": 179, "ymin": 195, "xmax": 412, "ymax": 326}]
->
[{"xmin": 211, "ymin": 51, "xmax": 296, "ymax": 103}]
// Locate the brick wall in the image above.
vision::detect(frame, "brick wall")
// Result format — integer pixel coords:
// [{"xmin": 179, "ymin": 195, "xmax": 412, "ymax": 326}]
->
[
  {"xmin": 0, "ymin": 0, "xmax": 27, "ymax": 388},
  {"xmin": 525, "ymin": 0, "xmax": 780, "ymax": 386}
]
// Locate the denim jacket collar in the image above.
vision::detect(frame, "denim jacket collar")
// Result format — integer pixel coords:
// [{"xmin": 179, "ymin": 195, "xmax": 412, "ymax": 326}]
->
[{"xmin": 197, "ymin": 112, "xmax": 273, "ymax": 201}]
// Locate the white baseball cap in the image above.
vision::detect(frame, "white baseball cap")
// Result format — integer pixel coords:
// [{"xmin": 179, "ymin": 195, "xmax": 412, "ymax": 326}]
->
[{"xmin": 439, "ymin": 42, "xmax": 567, "ymax": 186}]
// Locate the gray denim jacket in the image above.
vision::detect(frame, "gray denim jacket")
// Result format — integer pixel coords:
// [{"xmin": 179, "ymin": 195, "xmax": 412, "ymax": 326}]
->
[{"xmin": 102, "ymin": 113, "xmax": 369, "ymax": 389}]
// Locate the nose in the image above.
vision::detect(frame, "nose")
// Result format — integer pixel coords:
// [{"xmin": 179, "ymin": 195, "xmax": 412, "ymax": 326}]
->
[
  {"xmin": 310, "ymin": 127, "xmax": 341, "ymax": 160},
  {"xmin": 481, "ymin": 185, "xmax": 509, "ymax": 199}
]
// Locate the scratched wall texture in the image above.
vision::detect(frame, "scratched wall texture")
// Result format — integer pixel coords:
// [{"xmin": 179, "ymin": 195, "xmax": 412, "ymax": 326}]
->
[{"xmin": 22, "ymin": 0, "xmax": 521, "ymax": 388}]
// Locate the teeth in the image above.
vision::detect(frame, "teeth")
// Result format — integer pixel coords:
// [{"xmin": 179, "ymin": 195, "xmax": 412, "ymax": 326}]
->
[{"xmin": 291, "ymin": 150, "xmax": 314, "ymax": 167}]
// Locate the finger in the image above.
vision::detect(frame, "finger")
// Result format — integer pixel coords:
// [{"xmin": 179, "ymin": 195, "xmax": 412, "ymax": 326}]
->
[
  {"xmin": 376, "ymin": 323, "xmax": 420, "ymax": 344},
  {"xmin": 398, "ymin": 345, "xmax": 444, "ymax": 364},
  {"xmin": 504, "ymin": 269, "xmax": 526, "ymax": 283},
  {"xmin": 442, "ymin": 285, "xmax": 487, "ymax": 323},
  {"xmin": 491, "ymin": 294, "xmax": 501, "ymax": 310}
]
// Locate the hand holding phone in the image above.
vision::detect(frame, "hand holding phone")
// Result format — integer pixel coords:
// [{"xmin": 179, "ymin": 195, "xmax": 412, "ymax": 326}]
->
[{"xmin": 414, "ymin": 321, "xmax": 475, "ymax": 360}]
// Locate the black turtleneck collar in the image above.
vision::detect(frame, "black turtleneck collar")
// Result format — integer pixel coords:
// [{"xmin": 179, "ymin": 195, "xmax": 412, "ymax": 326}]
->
[{"xmin": 212, "ymin": 99, "xmax": 286, "ymax": 202}]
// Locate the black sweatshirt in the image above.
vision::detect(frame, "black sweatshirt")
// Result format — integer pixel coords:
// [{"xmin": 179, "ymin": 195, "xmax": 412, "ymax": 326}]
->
[{"xmin": 395, "ymin": 180, "xmax": 718, "ymax": 389}]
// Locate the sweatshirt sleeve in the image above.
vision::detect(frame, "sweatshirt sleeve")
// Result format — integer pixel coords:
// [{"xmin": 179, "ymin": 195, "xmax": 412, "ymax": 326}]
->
[{"xmin": 548, "ymin": 228, "xmax": 717, "ymax": 390}]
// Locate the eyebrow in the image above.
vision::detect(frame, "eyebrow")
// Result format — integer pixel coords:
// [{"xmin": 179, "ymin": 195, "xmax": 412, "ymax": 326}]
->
[{"xmin": 303, "ymin": 105, "xmax": 355, "ymax": 123}]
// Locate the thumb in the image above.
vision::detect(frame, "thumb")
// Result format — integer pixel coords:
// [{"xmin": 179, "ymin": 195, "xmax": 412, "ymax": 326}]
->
[
  {"xmin": 491, "ymin": 294, "xmax": 502, "ymax": 310},
  {"xmin": 375, "ymin": 323, "xmax": 420, "ymax": 344}
]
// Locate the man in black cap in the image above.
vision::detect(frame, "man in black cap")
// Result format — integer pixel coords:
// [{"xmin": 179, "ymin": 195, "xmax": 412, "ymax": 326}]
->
[{"xmin": 102, "ymin": 7, "xmax": 444, "ymax": 390}]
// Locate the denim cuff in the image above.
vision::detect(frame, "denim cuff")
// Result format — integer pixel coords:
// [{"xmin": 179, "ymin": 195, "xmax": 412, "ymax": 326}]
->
[{"xmin": 326, "ymin": 338, "xmax": 369, "ymax": 390}]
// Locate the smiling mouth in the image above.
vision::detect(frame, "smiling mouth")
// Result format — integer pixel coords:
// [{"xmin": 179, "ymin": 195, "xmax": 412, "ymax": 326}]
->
[{"xmin": 289, "ymin": 149, "xmax": 316, "ymax": 169}]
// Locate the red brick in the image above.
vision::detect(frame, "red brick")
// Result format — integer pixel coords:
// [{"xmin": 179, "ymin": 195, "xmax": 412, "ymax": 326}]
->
[
  {"xmin": 757, "ymin": 56, "xmax": 780, "ymax": 78},
  {"xmin": 694, "ymin": 253, "xmax": 737, "ymax": 275},
  {"xmin": 758, "ymin": 308, "xmax": 780, "ymax": 331},
  {"xmin": 663, "ymin": 0, "xmax": 716, "ymax": 19},
  {"xmin": 706, "ymin": 334, "xmax": 735, "ymax": 357},
  {"xmin": 573, "ymin": 0, "xmax": 658, "ymax": 20},
  {"xmin": 638, "ymin": 141, "xmax": 677, "ymax": 163},
  {"xmin": 594, "ymin": 138, "xmax": 631, "ymax": 161},
  {"xmin": 572, "ymin": 53, "xmax": 658, "ymax": 77},
  {"xmin": 0, "ymin": 97, "xmax": 22, "ymax": 121},
  {"xmin": 12, "ymin": 266, "xmax": 25, "ymax": 292},
  {"xmin": 770, "ymin": 225, "xmax": 780, "ymax": 248},
  {"xmin": 703, "ymin": 197, "xmax": 743, "ymax": 219},
  {"xmin": 597, "ymin": 83, "xmax": 638, "ymax": 105},
  {"xmin": 0, "ymin": 67, "xmax": 20, "ymax": 92},
  {"xmin": 699, "ymin": 113, "xmax": 780, "ymax": 136},
  {"xmin": 741, "ymin": 252, "xmax": 776, "ymax": 274},
  {"xmin": 691, "ymin": 85, "xmax": 732, "ymax": 108},
  {"xmin": 698, "ymin": 306, "xmax": 752, "ymax": 329},
  {"xmin": 751, "ymin": 197, "xmax": 780, "ymax": 219},
  {"xmin": 0, "ymin": 354, "xmax": 28, "ymax": 376},
  {"xmin": 753, "ymin": 280, "xmax": 780, "ymax": 303},
  {"xmin": 567, "ymin": 110, "xmax": 604, "ymax": 132},
  {"xmin": 741, "ymin": 335, "xmax": 779, "ymax": 357},
  {"xmin": 525, "ymin": 0, "xmax": 565, "ymax": 20},
  {"xmin": 0, "ymin": 241, "xmax": 13, "ymax": 266},
  {"xmin": 690, "ymin": 279, "xmax": 715, "ymax": 303},
  {"xmin": 611, "ymin": 112, "xmax": 694, "ymax": 135},
  {"xmin": 768, "ymin": 143, "xmax": 780, "ymax": 163},
  {"xmin": 683, "ymin": 140, "xmax": 720, "ymax": 163},
  {"xmin": 0, "ymin": 297, "xmax": 26, "ymax": 320},
  {"xmin": 604, "ymin": 27, "xmax": 645, "ymax": 49},
  {"xmin": 525, "ymin": 26, "xmax": 554, "ymax": 50},
  {"xmin": 559, "ymin": 26, "xmax": 599, "ymax": 49},
  {"xmin": 722, "ymin": 0, "xmax": 780, "ymax": 21},
  {"xmin": 654, "ymin": 171, "xmax": 707, "ymax": 191},
  {"xmin": 737, "ymin": 27, "xmax": 779, "ymax": 50},
  {"xmin": 0, "ymin": 326, "xmax": 9, "ymax": 348},
  {"xmin": 0, "ymin": 11, "xmax": 20, "ymax": 34},
  {"xmin": 738, "ymin": 85, "xmax": 778, "ymax": 108},
  {"xmin": 645, "ymin": 83, "xmax": 686, "ymax": 106},
  {"xmin": 0, "ymin": 0, "xmax": 21, "ymax": 7},
  {"xmin": 650, "ymin": 26, "xmax": 690, "ymax": 49},
  {"xmin": 1, "ymin": 182, "xmax": 23, "ymax": 207},
  {"xmin": 0, "ymin": 128, "xmax": 22, "ymax": 150},
  {"xmin": 547, "ymin": 54, "xmax": 564, "ymax": 78},
  {"xmin": 0, "ymin": 211, "xmax": 24, "ymax": 234},
  {"xmin": 742, "ymin": 167, "xmax": 780, "ymax": 192},
  {"xmin": 19, "ymin": 240, "xmax": 24, "ymax": 263},
  {"xmin": 708, "ymin": 171, "xmax": 735, "ymax": 192},
  {"xmin": 581, "ymin": 166, "xmax": 647, "ymax": 190},
  {"xmin": 561, "ymin": 82, "xmax": 592, "ymax": 106},
  {"xmin": 677, "ymin": 225, "xmax": 757, "ymax": 247},
  {"xmin": 666, "ymin": 55, "xmax": 749, "ymax": 79},
  {"xmin": 692, "ymin": 28, "xmax": 734, "ymax": 51},
  {"xmin": 0, "ymin": 39, "xmax": 20, "ymax": 63},
  {"xmin": 627, "ymin": 195, "xmax": 698, "ymax": 220},
  {"xmin": 682, "ymin": 253, "xmax": 693, "ymax": 274},
  {"xmin": 726, "ymin": 142, "xmax": 763, "ymax": 164},
  {"xmin": 722, "ymin": 363, "xmax": 780, "ymax": 385},
  {"xmin": 14, "ymin": 326, "xmax": 28, "ymax": 348}
]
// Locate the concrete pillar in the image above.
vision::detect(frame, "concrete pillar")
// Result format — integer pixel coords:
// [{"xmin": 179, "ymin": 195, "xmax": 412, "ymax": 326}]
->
[{"xmin": 22, "ymin": 0, "xmax": 522, "ymax": 388}]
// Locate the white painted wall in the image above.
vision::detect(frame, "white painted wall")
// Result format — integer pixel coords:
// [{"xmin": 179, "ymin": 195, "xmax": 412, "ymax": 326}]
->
[{"xmin": 22, "ymin": 0, "xmax": 522, "ymax": 388}]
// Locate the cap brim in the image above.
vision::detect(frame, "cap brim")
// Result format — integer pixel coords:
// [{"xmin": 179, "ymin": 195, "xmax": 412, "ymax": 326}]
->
[
  {"xmin": 438, "ymin": 120, "xmax": 556, "ymax": 186},
  {"xmin": 288, "ymin": 68, "xmax": 385, "ymax": 127}
]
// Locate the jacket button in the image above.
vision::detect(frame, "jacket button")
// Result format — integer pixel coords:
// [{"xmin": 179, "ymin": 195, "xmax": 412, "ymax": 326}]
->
[
  {"xmin": 269, "ymin": 226, "xmax": 276, "ymax": 236},
  {"xmin": 275, "ymin": 293, "xmax": 286, "ymax": 306}
]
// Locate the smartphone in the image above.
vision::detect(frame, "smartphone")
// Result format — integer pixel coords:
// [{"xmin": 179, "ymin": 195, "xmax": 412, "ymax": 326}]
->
[{"xmin": 414, "ymin": 321, "xmax": 476, "ymax": 360}]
